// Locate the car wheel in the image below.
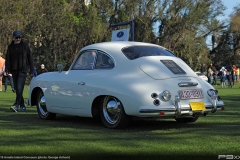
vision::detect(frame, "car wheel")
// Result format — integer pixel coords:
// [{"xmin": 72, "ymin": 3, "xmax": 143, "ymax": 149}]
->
[
  {"xmin": 175, "ymin": 116, "xmax": 199, "ymax": 123},
  {"xmin": 100, "ymin": 96, "xmax": 130, "ymax": 129},
  {"xmin": 36, "ymin": 89, "xmax": 56, "ymax": 120}
]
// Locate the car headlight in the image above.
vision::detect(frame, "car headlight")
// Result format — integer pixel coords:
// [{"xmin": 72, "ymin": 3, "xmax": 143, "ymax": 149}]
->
[{"xmin": 160, "ymin": 90, "xmax": 171, "ymax": 101}]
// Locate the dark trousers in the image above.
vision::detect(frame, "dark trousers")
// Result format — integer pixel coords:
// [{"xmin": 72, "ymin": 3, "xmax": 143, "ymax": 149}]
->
[
  {"xmin": 212, "ymin": 77, "xmax": 217, "ymax": 85},
  {"xmin": 232, "ymin": 76, "xmax": 235, "ymax": 86},
  {"xmin": 3, "ymin": 75, "xmax": 14, "ymax": 91},
  {"xmin": 228, "ymin": 81, "xmax": 232, "ymax": 88},
  {"xmin": 12, "ymin": 71, "xmax": 27, "ymax": 107}
]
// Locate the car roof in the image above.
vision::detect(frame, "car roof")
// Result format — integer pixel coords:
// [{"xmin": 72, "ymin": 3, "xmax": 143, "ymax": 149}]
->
[
  {"xmin": 76, "ymin": 41, "xmax": 171, "ymax": 70},
  {"xmin": 80, "ymin": 41, "xmax": 166, "ymax": 53}
]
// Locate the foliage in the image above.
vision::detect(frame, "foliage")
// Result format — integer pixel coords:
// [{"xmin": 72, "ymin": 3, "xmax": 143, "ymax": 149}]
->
[
  {"xmin": 0, "ymin": 0, "xmax": 239, "ymax": 71},
  {"xmin": 210, "ymin": 4, "xmax": 240, "ymax": 70}
]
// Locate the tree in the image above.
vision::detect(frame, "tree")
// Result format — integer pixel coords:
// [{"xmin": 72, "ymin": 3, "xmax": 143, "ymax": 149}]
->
[
  {"xmin": 155, "ymin": 0, "xmax": 225, "ymax": 70},
  {"xmin": 210, "ymin": 4, "xmax": 240, "ymax": 70},
  {"xmin": 0, "ymin": 0, "xmax": 230, "ymax": 72}
]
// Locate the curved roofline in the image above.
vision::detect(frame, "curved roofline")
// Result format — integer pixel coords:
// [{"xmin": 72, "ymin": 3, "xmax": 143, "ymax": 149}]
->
[{"xmin": 80, "ymin": 41, "xmax": 168, "ymax": 53}]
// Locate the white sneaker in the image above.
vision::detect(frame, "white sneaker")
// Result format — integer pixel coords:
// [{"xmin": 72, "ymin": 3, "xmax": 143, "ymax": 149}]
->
[{"xmin": 10, "ymin": 106, "xmax": 18, "ymax": 112}]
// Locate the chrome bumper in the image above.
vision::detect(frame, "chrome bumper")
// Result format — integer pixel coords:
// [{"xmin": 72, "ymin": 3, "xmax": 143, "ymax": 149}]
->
[{"xmin": 139, "ymin": 95, "xmax": 224, "ymax": 117}]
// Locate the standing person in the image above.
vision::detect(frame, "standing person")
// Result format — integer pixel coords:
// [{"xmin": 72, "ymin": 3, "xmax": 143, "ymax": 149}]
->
[
  {"xmin": 2, "ymin": 63, "xmax": 15, "ymax": 92},
  {"xmin": 86, "ymin": 51, "xmax": 96, "ymax": 66},
  {"xmin": 200, "ymin": 63, "xmax": 206, "ymax": 75},
  {"xmin": 212, "ymin": 70, "xmax": 217, "ymax": 85},
  {"xmin": 207, "ymin": 68, "xmax": 213, "ymax": 84},
  {"xmin": 236, "ymin": 67, "xmax": 239, "ymax": 82},
  {"xmin": 208, "ymin": 63, "xmax": 213, "ymax": 70},
  {"xmin": 228, "ymin": 71, "xmax": 233, "ymax": 88},
  {"xmin": 226, "ymin": 69, "xmax": 229, "ymax": 84},
  {"xmin": 32, "ymin": 67, "xmax": 37, "ymax": 78},
  {"xmin": 232, "ymin": 65, "xmax": 236, "ymax": 86},
  {"xmin": 0, "ymin": 52, "xmax": 5, "ymax": 91},
  {"xmin": 38, "ymin": 64, "xmax": 48, "ymax": 75},
  {"xmin": 221, "ymin": 68, "xmax": 227, "ymax": 88},
  {"xmin": 5, "ymin": 30, "xmax": 34, "ymax": 112}
]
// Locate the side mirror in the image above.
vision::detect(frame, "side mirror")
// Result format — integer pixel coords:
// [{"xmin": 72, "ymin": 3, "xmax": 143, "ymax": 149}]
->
[{"xmin": 57, "ymin": 64, "xmax": 63, "ymax": 73}]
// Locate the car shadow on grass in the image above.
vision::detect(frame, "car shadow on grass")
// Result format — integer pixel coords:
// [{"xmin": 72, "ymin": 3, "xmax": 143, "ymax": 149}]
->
[
  {"xmin": 1, "ymin": 108, "xmax": 239, "ymax": 134},
  {"xmin": 45, "ymin": 114, "xmax": 206, "ymax": 130}
]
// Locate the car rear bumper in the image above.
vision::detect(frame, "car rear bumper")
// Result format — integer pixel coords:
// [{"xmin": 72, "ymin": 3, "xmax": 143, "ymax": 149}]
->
[{"xmin": 138, "ymin": 102, "xmax": 224, "ymax": 117}]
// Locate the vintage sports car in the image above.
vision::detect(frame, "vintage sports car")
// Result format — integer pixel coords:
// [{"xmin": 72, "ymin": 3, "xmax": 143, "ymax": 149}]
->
[{"xmin": 28, "ymin": 41, "xmax": 225, "ymax": 129}]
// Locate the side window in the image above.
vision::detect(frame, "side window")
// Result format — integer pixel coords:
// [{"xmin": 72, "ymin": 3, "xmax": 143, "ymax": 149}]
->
[
  {"xmin": 95, "ymin": 52, "xmax": 114, "ymax": 69},
  {"xmin": 72, "ymin": 51, "xmax": 96, "ymax": 70}
]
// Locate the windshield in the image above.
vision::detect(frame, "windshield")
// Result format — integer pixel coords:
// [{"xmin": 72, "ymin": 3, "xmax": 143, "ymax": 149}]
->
[{"xmin": 122, "ymin": 46, "xmax": 176, "ymax": 60}]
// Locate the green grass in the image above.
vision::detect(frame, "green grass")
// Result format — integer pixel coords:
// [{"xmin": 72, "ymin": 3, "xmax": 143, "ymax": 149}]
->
[{"xmin": 0, "ymin": 82, "xmax": 240, "ymax": 160}]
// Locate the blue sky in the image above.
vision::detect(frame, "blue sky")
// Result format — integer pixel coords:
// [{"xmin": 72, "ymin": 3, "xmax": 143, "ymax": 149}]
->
[
  {"xmin": 220, "ymin": 0, "xmax": 240, "ymax": 20},
  {"xmin": 205, "ymin": 0, "xmax": 240, "ymax": 46}
]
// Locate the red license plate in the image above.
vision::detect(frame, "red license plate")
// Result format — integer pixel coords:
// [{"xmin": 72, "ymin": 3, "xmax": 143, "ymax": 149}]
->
[{"xmin": 179, "ymin": 89, "xmax": 204, "ymax": 99}]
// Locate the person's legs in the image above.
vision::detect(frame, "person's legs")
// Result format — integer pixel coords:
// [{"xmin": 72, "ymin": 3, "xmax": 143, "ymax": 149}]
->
[
  {"xmin": 8, "ymin": 75, "xmax": 15, "ymax": 92},
  {"xmin": 213, "ymin": 78, "xmax": 216, "ymax": 85},
  {"xmin": 222, "ymin": 77, "xmax": 226, "ymax": 87},
  {"xmin": 11, "ymin": 71, "xmax": 19, "ymax": 112},
  {"xmin": 16, "ymin": 72, "xmax": 27, "ymax": 110},
  {"xmin": 0, "ymin": 76, "xmax": 2, "ymax": 91},
  {"xmin": 4, "ymin": 76, "xmax": 8, "ymax": 91},
  {"xmin": 208, "ymin": 77, "xmax": 211, "ymax": 84},
  {"xmin": 11, "ymin": 71, "xmax": 27, "ymax": 112}
]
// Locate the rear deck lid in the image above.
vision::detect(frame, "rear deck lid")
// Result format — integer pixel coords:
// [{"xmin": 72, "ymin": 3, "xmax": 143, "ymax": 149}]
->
[{"xmin": 139, "ymin": 57, "xmax": 197, "ymax": 80}]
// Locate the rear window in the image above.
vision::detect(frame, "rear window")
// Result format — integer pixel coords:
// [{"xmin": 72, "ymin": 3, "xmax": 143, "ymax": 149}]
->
[{"xmin": 122, "ymin": 46, "xmax": 176, "ymax": 60}]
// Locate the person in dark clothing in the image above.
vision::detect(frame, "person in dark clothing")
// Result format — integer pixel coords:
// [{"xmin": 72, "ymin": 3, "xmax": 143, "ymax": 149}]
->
[
  {"xmin": 231, "ymin": 66, "xmax": 236, "ymax": 86},
  {"xmin": 5, "ymin": 30, "xmax": 34, "ymax": 112},
  {"xmin": 38, "ymin": 64, "xmax": 48, "ymax": 75},
  {"xmin": 200, "ymin": 63, "xmax": 206, "ymax": 75},
  {"xmin": 32, "ymin": 67, "xmax": 37, "ymax": 78},
  {"xmin": 212, "ymin": 70, "xmax": 218, "ymax": 85},
  {"xmin": 228, "ymin": 71, "xmax": 233, "ymax": 88},
  {"xmin": 208, "ymin": 63, "xmax": 213, "ymax": 70}
]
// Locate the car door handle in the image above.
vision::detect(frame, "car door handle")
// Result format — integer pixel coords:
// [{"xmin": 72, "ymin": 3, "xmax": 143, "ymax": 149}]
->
[{"xmin": 78, "ymin": 82, "xmax": 85, "ymax": 85}]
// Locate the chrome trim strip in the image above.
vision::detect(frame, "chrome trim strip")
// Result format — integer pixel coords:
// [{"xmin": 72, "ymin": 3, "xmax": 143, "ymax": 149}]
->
[{"xmin": 178, "ymin": 82, "xmax": 198, "ymax": 87}]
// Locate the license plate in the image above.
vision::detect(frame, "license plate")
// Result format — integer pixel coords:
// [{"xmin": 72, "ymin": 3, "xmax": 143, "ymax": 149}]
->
[
  {"xmin": 189, "ymin": 102, "xmax": 206, "ymax": 111},
  {"xmin": 179, "ymin": 89, "xmax": 204, "ymax": 99}
]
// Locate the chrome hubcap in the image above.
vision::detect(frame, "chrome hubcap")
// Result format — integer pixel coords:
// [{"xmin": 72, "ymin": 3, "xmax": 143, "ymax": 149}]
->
[
  {"xmin": 38, "ymin": 92, "xmax": 48, "ymax": 116},
  {"xmin": 103, "ymin": 96, "xmax": 121, "ymax": 124}
]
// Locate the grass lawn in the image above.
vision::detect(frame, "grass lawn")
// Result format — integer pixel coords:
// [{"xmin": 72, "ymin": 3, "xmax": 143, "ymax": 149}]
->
[{"xmin": 0, "ymin": 81, "xmax": 240, "ymax": 160}]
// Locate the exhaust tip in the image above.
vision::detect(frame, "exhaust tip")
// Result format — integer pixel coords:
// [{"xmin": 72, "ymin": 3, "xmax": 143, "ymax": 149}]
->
[
  {"xmin": 151, "ymin": 93, "xmax": 158, "ymax": 99},
  {"xmin": 153, "ymin": 99, "xmax": 160, "ymax": 106}
]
